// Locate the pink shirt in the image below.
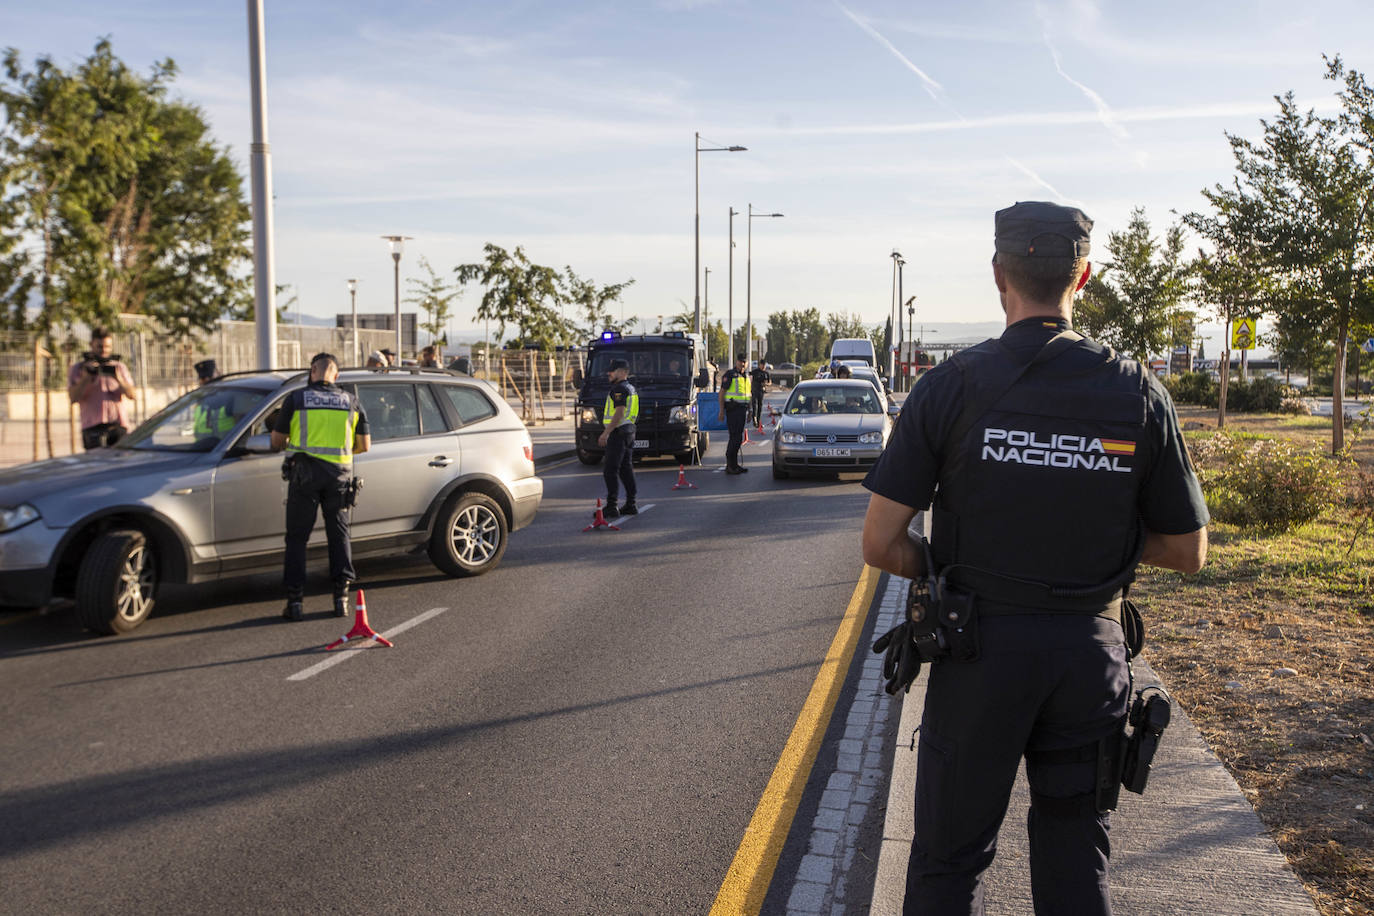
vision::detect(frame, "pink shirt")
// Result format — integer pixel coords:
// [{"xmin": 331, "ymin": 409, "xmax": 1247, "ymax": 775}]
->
[{"xmin": 68, "ymin": 360, "xmax": 133, "ymax": 430}]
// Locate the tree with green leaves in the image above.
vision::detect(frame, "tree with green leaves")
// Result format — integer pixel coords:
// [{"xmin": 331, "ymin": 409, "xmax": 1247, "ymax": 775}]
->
[
  {"xmin": 406, "ymin": 255, "xmax": 461, "ymax": 349},
  {"xmin": 1074, "ymin": 207, "xmax": 1187, "ymax": 362},
  {"xmin": 1188, "ymin": 56, "xmax": 1374, "ymax": 453},
  {"xmin": 558, "ymin": 262, "xmax": 635, "ymax": 343},
  {"xmin": 825, "ymin": 310, "xmax": 870, "ymax": 342},
  {"xmin": 453, "ymin": 244, "xmax": 562, "ymax": 349},
  {"xmin": 0, "ymin": 41, "xmax": 251, "ymax": 343}
]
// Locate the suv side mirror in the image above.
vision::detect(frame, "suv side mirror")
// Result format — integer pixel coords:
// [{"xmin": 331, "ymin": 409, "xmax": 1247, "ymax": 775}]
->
[
  {"xmin": 694, "ymin": 370, "xmax": 709, "ymax": 388},
  {"xmin": 572, "ymin": 367, "xmax": 584, "ymax": 386},
  {"xmin": 227, "ymin": 432, "xmax": 275, "ymax": 457}
]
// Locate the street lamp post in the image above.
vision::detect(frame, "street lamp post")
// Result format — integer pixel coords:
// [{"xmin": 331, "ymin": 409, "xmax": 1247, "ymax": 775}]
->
[
  {"xmin": 907, "ymin": 295, "xmax": 916, "ymax": 388},
  {"xmin": 346, "ymin": 278, "xmax": 358, "ymax": 367},
  {"xmin": 381, "ymin": 235, "xmax": 411, "ymax": 360},
  {"xmin": 728, "ymin": 207, "xmax": 737, "ymax": 365},
  {"xmin": 747, "ymin": 204, "xmax": 784, "ymax": 368},
  {"xmin": 889, "ymin": 251, "xmax": 903, "ymax": 384},
  {"xmin": 896, "ymin": 256, "xmax": 908, "ymax": 390},
  {"xmin": 695, "ymin": 133, "xmax": 746, "ymax": 338},
  {"xmin": 703, "ymin": 266, "xmax": 711, "ymax": 378}
]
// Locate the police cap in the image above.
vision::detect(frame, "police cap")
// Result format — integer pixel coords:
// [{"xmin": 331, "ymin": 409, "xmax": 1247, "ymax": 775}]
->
[
  {"xmin": 994, "ymin": 201, "xmax": 1092, "ymax": 258},
  {"xmin": 194, "ymin": 359, "xmax": 218, "ymax": 381}
]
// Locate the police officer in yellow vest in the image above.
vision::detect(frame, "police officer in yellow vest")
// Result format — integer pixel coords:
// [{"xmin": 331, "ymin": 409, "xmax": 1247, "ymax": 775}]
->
[
  {"xmin": 192, "ymin": 359, "xmax": 236, "ymax": 440},
  {"xmin": 270, "ymin": 353, "xmax": 371, "ymax": 621},
  {"xmin": 596, "ymin": 358, "xmax": 639, "ymax": 518},
  {"xmin": 716, "ymin": 353, "xmax": 751, "ymax": 474}
]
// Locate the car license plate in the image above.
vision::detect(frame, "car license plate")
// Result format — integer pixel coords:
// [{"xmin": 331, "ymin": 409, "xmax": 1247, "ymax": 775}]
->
[
  {"xmin": 813, "ymin": 447, "xmax": 851, "ymax": 457},
  {"xmin": 633, "ymin": 439, "xmax": 650, "ymax": 449}
]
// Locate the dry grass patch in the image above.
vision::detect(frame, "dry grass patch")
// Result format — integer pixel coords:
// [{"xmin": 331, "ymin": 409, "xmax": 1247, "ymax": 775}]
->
[{"xmin": 1135, "ymin": 407, "xmax": 1373, "ymax": 915}]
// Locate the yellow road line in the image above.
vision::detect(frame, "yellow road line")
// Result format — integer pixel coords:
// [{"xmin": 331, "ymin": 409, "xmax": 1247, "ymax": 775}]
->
[{"xmin": 710, "ymin": 563, "xmax": 880, "ymax": 916}]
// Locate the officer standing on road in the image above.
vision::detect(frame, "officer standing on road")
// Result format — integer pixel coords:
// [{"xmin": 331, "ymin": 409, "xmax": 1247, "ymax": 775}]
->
[
  {"xmin": 596, "ymin": 357, "xmax": 639, "ymax": 518},
  {"xmin": 717, "ymin": 353, "xmax": 751, "ymax": 474},
  {"xmin": 748, "ymin": 360, "xmax": 770, "ymax": 426},
  {"xmin": 271, "ymin": 353, "xmax": 371, "ymax": 621},
  {"xmin": 860, "ymin": 201, "xmax": 1210, "ymax": 915}
]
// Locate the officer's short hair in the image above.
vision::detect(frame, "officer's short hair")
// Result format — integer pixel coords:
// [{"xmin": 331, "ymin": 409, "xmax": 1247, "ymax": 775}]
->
[
  {"xmin": 995, "ymin": 251, "xmax": 1088, "ymax": 305},
  {"xmin": 310, "ymin": 352, "xmax": 338, "ymax": 370}
]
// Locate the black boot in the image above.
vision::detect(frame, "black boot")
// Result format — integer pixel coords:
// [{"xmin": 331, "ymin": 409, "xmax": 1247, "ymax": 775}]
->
[
  {"xmin": 620, "ymin": 500, "xmax": 639, "ymax": 515},
  {"xmin": 282, "ymin": 595, "xmax": 304, "ymax": 622},
  {"xmin": 333, "ymin": 593, "xmax": 349, "ymax": 618},
  {"xmin": 603, "ymin": 499, "xmax": 621, "ymax": 519}
]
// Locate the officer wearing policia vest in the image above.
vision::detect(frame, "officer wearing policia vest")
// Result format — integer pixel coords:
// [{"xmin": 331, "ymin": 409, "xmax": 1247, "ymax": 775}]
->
[
  {"xmin": 596, "ymin": 357, "xmax": 639, "ymax": 518},
  {"xmin": 860, "ymin": 201, "xmax": 1209, "ymax": 915},
  {"xmin": 191, "ymin": 359, "xmax": 236, "ymax": 439},
  {"xmin": 716, "ymin": 353, "xmax": 751, "ymax": 474},
  {"xmin": 270, "ymin": 353, "xmax": 371, "ymax": 621}
]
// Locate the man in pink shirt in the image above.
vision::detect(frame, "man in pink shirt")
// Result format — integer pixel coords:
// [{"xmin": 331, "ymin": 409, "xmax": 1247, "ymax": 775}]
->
[{"xmin": 67, "ymin": 329, "xmax": 137, "ymax": 449}]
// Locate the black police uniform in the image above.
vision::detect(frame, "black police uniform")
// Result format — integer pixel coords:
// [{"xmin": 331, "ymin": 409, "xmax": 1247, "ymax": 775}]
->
[
  {"xmin": 272, "ymin": 381, "xmax": 369, "ymax": 612},
  {"xmin": 748, "ymin": 365, "xmax": 770, "ymax": 424},
  {"xmin": 719, "ymin": 367, "xmax": 750, "ymax": 472},
  {"xmin": 864, "ymin": 316, "xmax": 1209, "ymax": 913},
  {"xmin": 603, "ymin": 377, "xmax": 638, "ymax": 513}
]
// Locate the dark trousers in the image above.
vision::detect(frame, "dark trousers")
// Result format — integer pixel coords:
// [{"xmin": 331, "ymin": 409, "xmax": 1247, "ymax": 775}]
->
[
  {"xmin": 904, "ymin": 615, "xmax": 1129, "ymax": 916},
  {"xmin": 82, "ymin": 423, "xmax": 127, "ymax": 450},
  {"xmin": 725, "ymin": 404, "xmax": 748, "ymax": 468},
  {"xmin": 602, "ymin": 425, "xmax": 636, "ymax": 504},
  {"xmin": 750, "ymin": 393, "xmax": 764, "ymax": 425},
  {"xmin": 283, "ymin": 456, "xmax": 355, "ymax": 596}
]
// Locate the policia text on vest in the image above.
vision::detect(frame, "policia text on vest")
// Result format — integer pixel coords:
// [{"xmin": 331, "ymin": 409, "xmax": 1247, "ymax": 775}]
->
[
  {"xmin": 270, "ymin": 353, "xmax": 372, "ymax": 622},
  {"xmin": 859, "ymin": 200, "xmax": 1209, "ymax": 915}
]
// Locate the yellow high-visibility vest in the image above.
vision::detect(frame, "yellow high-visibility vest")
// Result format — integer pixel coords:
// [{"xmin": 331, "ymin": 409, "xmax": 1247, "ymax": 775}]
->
[
  {"xmin": 603, "ymin": 387, "xmax": 639, "ymax": 428},
  {"xmin": 287, "ymin": 386, "xmax": 358, "ymax": 466},
  {"xmin": 722, "ymin": 372, "xmax": 751, "ymax": 403}
]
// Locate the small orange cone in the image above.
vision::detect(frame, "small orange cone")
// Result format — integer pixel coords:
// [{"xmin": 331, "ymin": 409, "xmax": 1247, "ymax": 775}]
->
[
  {"xmin": 742, "ymin": 426, "xmax": 751, "ymax": 446},
  {"xmin": 582, "ymin": 498, "xmax": 620, "ymax": 532},
  {"xmin": 325, "ymin": 588, "xmax": 394, "ymax": 650},
  {"xmin": 672, "ymin": 464, "xmax": 699, "ymax": 490}
]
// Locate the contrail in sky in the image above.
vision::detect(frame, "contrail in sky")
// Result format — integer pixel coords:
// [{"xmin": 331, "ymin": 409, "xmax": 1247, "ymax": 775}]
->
[
  {"xmin": 1035, "ymin": 2, "xmax": 1128, "ymax": 142},
  {"xmin": 1004, "ymin": 157, "xmax": 1087, "ymax": 209},
  {"xmin": 835, "ymin": 2, "xmax": 945, "ymax": 104}
]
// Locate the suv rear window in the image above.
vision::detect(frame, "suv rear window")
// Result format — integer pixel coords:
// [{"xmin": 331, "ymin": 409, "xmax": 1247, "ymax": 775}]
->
[{"xmin": 441, "ymin": 385, "xmax": 497, "ymax": 425}]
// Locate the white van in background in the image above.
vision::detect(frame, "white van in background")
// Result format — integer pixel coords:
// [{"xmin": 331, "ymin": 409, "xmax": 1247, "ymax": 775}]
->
[{"xmin": 829, "ymin": 337, "xmax": 877, "ymax": 367}]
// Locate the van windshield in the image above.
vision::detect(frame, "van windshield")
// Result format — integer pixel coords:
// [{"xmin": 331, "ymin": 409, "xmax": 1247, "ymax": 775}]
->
[{"xmin": 588, "ymin": 348, "xmax": 691, "ymax": 380}]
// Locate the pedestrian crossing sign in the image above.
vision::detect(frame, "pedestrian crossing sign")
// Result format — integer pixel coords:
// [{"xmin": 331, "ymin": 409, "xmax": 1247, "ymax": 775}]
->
[{"xmin": 1231, "ymin": 318, "xmax": 1256, "ymax": 351}]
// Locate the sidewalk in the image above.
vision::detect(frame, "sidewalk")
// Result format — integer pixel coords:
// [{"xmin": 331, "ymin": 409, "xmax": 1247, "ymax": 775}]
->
[{"xmin": 869, "ymin": 581, "xmax": 1318, "ymax": 914}]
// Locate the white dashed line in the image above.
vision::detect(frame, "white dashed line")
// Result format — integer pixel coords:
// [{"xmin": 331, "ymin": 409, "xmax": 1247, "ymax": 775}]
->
[{"xmin": 286, "ymin": 606, "xmax": 449, "ymax": 681}]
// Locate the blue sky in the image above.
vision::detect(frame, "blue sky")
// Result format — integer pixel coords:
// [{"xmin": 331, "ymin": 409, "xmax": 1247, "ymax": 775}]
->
[{"xmin": 5, "ymin": 0, "xmax": 1374, "ymax": 350}]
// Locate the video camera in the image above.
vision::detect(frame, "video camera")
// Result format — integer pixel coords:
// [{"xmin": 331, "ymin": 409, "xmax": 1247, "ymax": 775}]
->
[{"xmin": 83, "ymin": 351, "xmax": 123, "ymax": 376}]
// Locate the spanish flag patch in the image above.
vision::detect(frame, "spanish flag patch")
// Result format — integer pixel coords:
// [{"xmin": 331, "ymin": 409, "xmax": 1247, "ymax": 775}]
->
[{"xmin": 1100, "ymin": 438, "xmax": 1136, "ymax": 456}]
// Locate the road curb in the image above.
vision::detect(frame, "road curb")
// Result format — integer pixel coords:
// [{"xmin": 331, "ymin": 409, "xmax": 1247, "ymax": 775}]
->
[{"xmin": 534, "ymin": 448, "xmax": 578, "ymax": 469}]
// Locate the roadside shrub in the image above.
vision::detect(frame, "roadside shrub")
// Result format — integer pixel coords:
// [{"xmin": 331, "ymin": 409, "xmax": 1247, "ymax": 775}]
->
[
  {"xmin": 1227, "ymin": 376, "xmax": 1285, "ymax": 412},
  {"xmin": 1165, "ymin": 371, "xmax": 1215, "ymax": 406},
  {"xmin": 1279, "ymin": 396, "xmax": 1310, "ymax": 415},
  {"xmin": 1189, "ymin": 432, "xmax": 1345, "ymax": 534}
]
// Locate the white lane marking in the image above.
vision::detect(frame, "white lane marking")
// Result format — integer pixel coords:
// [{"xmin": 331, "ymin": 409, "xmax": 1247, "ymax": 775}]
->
[
  {"xmin": 286, "ymin": 606, "xmax": 450, "ymax": 681},
  {"xmin": 614, "ymin": 503, "xmax": 655, "ymax": 523}
]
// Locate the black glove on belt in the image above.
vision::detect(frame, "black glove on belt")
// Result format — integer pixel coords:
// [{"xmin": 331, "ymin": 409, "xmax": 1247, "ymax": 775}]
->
[{"xmin": 872, "ymin": 621, "xmax": 923, "ymax": 695}]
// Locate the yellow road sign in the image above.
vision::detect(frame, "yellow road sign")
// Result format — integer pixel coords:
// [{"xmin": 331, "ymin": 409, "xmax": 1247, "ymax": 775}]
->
[{"xmin": 1231, "ymin": 318, "xmax": 1256, "ymax": 351}]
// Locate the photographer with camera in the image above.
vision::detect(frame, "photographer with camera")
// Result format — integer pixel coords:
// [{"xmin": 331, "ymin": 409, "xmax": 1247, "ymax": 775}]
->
[
  {"xmin": 67, "ymin": 329, "xmax": 137, "ymax": 450},
  {"xmin": 860, "ymin": 202, "xmax": 1209, "ymax": 915}
]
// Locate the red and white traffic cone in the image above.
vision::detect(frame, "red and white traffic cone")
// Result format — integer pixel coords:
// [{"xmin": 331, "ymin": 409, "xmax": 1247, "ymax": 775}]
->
[
  {"xmin": 742, "ymin": 426, "xmax": 751, "ymax": 446},
  {"xmin": 672, "ymin": 464, "xmax": 699, "ymax": 490},
  {"xmin": 325, "ymin": 588, "xmax": 394, "ymax": 650},
  {"xmin": 582, "ymin": 498, "xmax": 620, "ymax": 532}
]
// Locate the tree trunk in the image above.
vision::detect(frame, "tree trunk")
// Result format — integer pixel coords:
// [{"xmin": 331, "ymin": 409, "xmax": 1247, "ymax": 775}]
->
[
  {"xmin": 31, "ymin": 338, "xmax": 41, "ymax": 463},
  {"xmin": 1218, "ymin": 348, "xmax": 1230, "ymax": 429},
  {"xmin": 1332, "ymin": 321, "xmax": 1348, "ymax": 455}
]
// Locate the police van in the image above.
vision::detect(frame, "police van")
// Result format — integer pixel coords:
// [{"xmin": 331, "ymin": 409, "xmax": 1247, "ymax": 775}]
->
[{"xmin": 575, "ymin": 330, "xmax": 710, "ymax": 465}]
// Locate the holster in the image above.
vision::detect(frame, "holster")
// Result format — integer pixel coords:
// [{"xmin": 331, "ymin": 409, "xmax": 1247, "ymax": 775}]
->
[
  {"xmin": 344, "ymin": 476, "xmax": 364, "ymax": 508},
  {"xmin": 281, "ymin": 453, "xmax": 297, "ymax": 482},
  {"xmin": 906, "ymin": 536, "xmax": 981, "ymax": 663}
]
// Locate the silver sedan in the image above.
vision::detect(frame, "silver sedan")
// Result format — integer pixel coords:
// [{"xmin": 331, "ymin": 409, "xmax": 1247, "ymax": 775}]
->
[{"xmin": 771, "ymin": 379, "xmax": 893, "ymax": 479}]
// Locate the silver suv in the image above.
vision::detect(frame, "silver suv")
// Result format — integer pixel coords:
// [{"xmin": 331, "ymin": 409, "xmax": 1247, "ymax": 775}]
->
[{"xmin": 0, "ymin": 367, "xmax": 543, "ymax": 634}]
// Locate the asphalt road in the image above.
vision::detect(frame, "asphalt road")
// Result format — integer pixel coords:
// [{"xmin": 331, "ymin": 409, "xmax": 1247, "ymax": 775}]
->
[{"xmin": 0, "ymin": 423, "xmax": 877, "ymax": 915}]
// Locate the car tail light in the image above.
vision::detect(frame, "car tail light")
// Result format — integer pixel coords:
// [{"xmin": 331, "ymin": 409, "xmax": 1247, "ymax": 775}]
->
[{"xmin": 523, "ymin": 444, "xmax": 533, "ymax": 462}]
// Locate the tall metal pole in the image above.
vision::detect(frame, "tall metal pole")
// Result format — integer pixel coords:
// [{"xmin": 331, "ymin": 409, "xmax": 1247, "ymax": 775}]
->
[
  {"xmin": 247, "ymin": 0, "xmax": 277, "ymax": 370},
  {"xmin": 747, "ymin": 203, "xmax": 752, "ymax": 367},
  {"xmin": 392, "ymin": 252, "xmax": 401, "ymax": 357},
  {"xmin": 703, "ymin": 266, "xmax": 711, "ymax": 371},
  {"xmin": 889, "ymin": 254, "xmax": 898, "ymax": 383},
  {"xmin": 695, "ymin": 135, "xmax": 747, "ymax": 338},
  {"xmin": 347, "ymin": 279, "xmax": 358, "ymax": 366},
  {"xmin": 897, "ymin": 259, "xmax": 905, "ymax": 391},
  {"xmin": 728, "ymin": 207, "xmax": 737, "ymax": 364}
]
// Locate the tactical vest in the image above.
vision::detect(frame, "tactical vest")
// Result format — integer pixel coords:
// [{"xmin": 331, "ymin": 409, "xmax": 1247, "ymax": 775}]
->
[
  {"xmin": 929, "ymin": 333, "xmax": 1149, "ymax": 613},
  {"xmin": 722, "ymin": 372, "xmax": 751, "ymax": 403},
  {"xmin": 603, "ymin": 385, "xmax": 639, "ymax": 429},
  {"xmin": 287, "ymin": 385, "xmax": 359, "ymax": 466},
  {"xmin": 193, "ymin": 402, "xmax": 235, "ymax": 436}
]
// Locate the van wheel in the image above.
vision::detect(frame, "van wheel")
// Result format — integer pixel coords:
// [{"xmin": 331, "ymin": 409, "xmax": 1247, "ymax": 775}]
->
[
  {"xmin": 429, "ymin": 491, "xmax": 508, "ymax": 577},
  {"xmin": 577, "ymin": 448, "xmax": 603, "ymax": 465},
  {"xmin": 697, "ymin": 431, "xmax": 710, "ymax": 456},
  {"xmin": 75, "ymin": 529, "xmax": 157, "ymax": 635}
]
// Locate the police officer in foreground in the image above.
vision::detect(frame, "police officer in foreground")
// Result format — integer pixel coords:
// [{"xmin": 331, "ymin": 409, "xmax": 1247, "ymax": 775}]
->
[
  {"xmin": 271, "ymin": 353, "xmax": 371, "ymax": 621},
  {"xmin": 716, "ymin": 353, "xmax": 751, "ymax": 474},
  {"xmin": 596, "ymin": 357, "xmax": 638, "ymax": 518},
  {"xmin": 860, "ymin": 201, "xmax": 1209, "ymax": 915}
]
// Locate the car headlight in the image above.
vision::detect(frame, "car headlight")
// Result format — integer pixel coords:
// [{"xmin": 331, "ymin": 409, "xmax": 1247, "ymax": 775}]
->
[
  {"xmin": 780, "ymin": 431, "xmax": 805, "ymax": 444},
  {"xmin": 669, "ymin": 406, "xmax": 693, "ymax": 424},
  {"xmin": 580, "ymin": 407, "xmax": 599, "ymax": 424},
  {"xmin": 0, "ymin": 504, "xmax": 40, "ymax": 533},
  {"xmin": 859, "ymin": 431, "xmax": 884, "ymax": 444}
]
